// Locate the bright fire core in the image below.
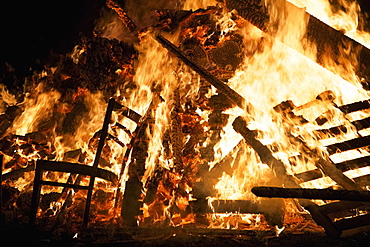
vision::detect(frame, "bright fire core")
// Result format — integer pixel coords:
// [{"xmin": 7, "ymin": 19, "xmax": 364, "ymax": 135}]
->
[{"xmin": 1, "ymin": 0, "xmax": 370, "ymax": 233}]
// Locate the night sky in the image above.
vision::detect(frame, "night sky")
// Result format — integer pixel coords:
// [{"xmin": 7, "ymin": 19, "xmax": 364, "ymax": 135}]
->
[{"xmin": 1, "ymin": 0, "xmax": 370, "ymax": 78}]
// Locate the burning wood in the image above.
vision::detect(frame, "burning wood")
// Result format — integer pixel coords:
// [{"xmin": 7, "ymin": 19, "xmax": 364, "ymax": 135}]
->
[
  {"xmin": 155, "ymin": 34, "xmax": 248, "ymax": 110},
  {"xmin": 252, "ymin": 186, "xmax": 370, "ymax": 202},
  {"xmin": 219, "ymin": 0, "xmax": 370, "ymax": 86},
  {"xmin": 232, "ymin": 116, "xmax": 299, "ymax": 188},
  {"xmin": 2, "ymin": 0, "xmax": 370, "ymax": 241},
  {"xmin": 106, "ymin": 0, "xmax": 137, "ymax": 32}
]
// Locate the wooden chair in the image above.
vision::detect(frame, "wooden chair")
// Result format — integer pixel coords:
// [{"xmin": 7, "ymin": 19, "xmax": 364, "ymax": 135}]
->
[{"xmin": 29, "ymin": 98, "xmax": 141, "ymax": 228}]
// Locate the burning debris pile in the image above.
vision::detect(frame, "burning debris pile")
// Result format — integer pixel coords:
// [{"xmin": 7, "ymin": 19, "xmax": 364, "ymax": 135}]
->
[{"xmin": 2, "ymin": 0, "xmax": 370, "ymax": 242}]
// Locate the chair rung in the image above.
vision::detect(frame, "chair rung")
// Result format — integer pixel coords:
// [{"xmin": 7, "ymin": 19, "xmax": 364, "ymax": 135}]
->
[
  {"xmin": 113, "ymin": 101, "xmax": 142, "ymax": 123},
  {"xmin": 40, "ymin": 180, "xmax": 89, "ymax": 190},
  {"xmin": 108, "ymin": 133, "xmax": 126, "ymax": 147}
]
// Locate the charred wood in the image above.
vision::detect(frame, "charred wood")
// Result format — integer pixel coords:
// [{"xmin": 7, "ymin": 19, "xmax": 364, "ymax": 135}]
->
[
  {"xmin": 293, "ymin": 91, "xmax": 336, "ymax": 112},
  {"xmin": 295, "ymin": 154, "xmax": 370, "ymax": 183},
  {"xmin": 302, "ymin": 202, "xmax": 342, "ymax": 237},
  {"xmin": 232, "ymin": 116, "xmax": 299, "ymax": 188},
  {"xmin": 334, "ymin": 213, "xmax": 370, "ymax": 231},
  {"xmin": 272, "ymin": 100, "xmax": 365, "ymax": 191},
  {"xmin": 64, "ymin": 149, "xmax": 83, "ymax": 162},
  {"xmin": 107, "ymin": 133, "xmax": 126, "ymax": 147},
  {"xmin": 316, "ymin": 117, "xmax": 370, "ymax": 136},
  {"xmin": 209, "ymin": 40, "xmax": 243, "ymax": 71},
  {"xmin": 143, "ymin": 166, "xmax": 165, "ymax": 205},
  {"xmin": 120, "ymin": 99, "xmax": 159, "ymax": 226},
  {"xmin": 182, "ymin": 116, "xmax": 206, "ymax": 158},
  {"xmin": 114, "ymin": 101, "xmax": 143, "ymax": 124},
  {"xmin": 121, "ymin": 177, "xmax": 144, "ymax": 227},
  {"xmin": 294, "ymin": 169, "xmax": 323, "ymax": 183},
  {"xmin": 252, "ymin": 186, "xmax": 370, "ymax": 202},
  {"xmin": 78, "ymin": 37, "xmax": 136, "ymax": 93},
  {"xmin": 113, "ymin": 122, "xmax": 133, "ymax": 138},
  {"xmin": 61, "ymin": 100, "xmax": 87, "ymax": 135},
  {"xmin": 1, "ymin": 163, "xmax": 35, "ymax": 181},
  {"xmin": 180, "ymin": 39, "xmax": 208, "ymax": 68},
  {"xmin": 170, "ymin": 88, "xmax": 184, "ymax": 173},
  {"xmin": 289, "ymin": 134, "xmax": 365, "ymax": 191},
  {"xmin": 273, "ymin": 100, "xmax": 308, "ymax": 125},
  {"xmin": 199, "ymin": 94, "xmax": 233, "ymax": 163},
  {"xmin": 338, "ymin": 100, "xmax": 370, "ymax": 114},
  {"xmin": 121, "ymin": 119, "xmax": 149, "ymax": 226},
  {"xmin": 353, "ymin": 174, "xmax": 370, "ymax": 187},
  {"xmin": 155, "ymin": 9, "xmax": 194, "ymax": 32},
  {"xmin": 155, "ymin": 34, "xmax": 253, "ymax": 111},
  {"xmin": 315, "ymin": 156, "xmax": 363, "ymax": 191},
  {"xmin": 326, "ymin": 136, "xmax": 370, "ymax": 155},
  {"xmin": 106, "ymin": 0, "xmax": 136, "ymax": 32},
  {"xmin": 318, "ymin": 200, "xmax": 368, "ymax": 216}
]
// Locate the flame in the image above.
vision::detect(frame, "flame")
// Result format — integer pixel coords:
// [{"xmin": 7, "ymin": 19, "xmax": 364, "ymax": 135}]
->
[
  {"xmin": 209, "ymin": 0, "xmax": 370, "ymax": 227},
  {"xmin": 10, "ymin": 83, "xmax": 61, "ymax": 136},
  {"xmin": 3, "ymin": 0, "xmax": 370, "ymax": 230}
]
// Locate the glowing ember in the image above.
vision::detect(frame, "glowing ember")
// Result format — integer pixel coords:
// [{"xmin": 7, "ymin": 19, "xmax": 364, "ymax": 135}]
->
[{"xmin": 1, "ymin": 0, "xmax": 370, "ymax": 237}]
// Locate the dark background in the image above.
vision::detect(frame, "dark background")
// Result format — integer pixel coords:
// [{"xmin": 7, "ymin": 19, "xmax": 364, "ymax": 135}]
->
[
  {"xmin": 0, "ymin": 0, "xmax": 105, "ymax": 76},
  {"xmin": 1, "ymin": 0, "xmax": 370, "ymax": 78}
]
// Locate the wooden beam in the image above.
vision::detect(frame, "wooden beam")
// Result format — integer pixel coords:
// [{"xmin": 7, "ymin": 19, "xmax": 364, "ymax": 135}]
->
[
  {"xmin": 232, "ymin": 116, "xmax": 300, "ymax": 187},
  {"xmin": 155, "ymin": 34, "xmax": 255, "ymax": 112},
  {"xmin": 252, "ymin": 186, "xmax": 370, "ymax": 201}
]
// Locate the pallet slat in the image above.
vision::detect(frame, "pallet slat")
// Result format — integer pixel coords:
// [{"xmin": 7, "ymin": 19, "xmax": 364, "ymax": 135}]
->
[
  {"xmin": 326, "ymin": 136, "xmax": 370, "ymax": 154},
  {"xmin": 334, "ymin": 213, "xmax": 370, "ymax": 231}
]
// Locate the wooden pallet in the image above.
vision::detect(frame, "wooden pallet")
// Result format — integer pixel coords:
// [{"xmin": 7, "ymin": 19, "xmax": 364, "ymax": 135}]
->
[{"xmin": 288, "ymin": 99, "xmax": 370, "ymax": 236}]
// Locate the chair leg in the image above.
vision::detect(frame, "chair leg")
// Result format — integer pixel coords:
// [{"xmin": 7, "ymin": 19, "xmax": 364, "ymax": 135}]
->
[
  {"xmin": 83, "ymin": 98, "xmax": 115, "ymax": 228},
  {"xmin": 29, "ymin": 162, "xmax": 43, "ymax": 225}
]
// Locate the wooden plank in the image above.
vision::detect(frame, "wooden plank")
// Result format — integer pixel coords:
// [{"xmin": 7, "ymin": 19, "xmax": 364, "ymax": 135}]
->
[
  {"xmin": 232, "ymin": 116, "xmax": 299, "ymax": 188},
  {"xmin": 252, "ymin": 186, "xmax": 370, "ymax": 201},
  {"xmin": 353, "ymin": 174, "xmax": 370, "ymax": 186},
  {"xmin": 315, "ymin": 117, "xmax": 370, "ymax": 136},
  {"xmin": 334, "ymin": 213, "xmax": 370, "ymax": 231},
  {"xmin": 294, "ymin": 155, "xmax": 370, "ymax": 183},
  {"xmin": 231, "ymin": 117, "xmax": 342, "ymax": 236},
  {"xmin": 338, "ymin": 100, "xmax": 370, "ymax": 114},
  {"xmin": 326, "ymin": 136, "xmax": 370, "ymax": 154},
  {"xmin": 295, "ymin": 169, "xmax": 323, "ymax": 182},
  {"xmin": 318, "ymin": 200, "xmax": 365, "ymax": 215},
  {"xmin": 336, "ymin": 156, "xmax": 370, "ymax": 172}
]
